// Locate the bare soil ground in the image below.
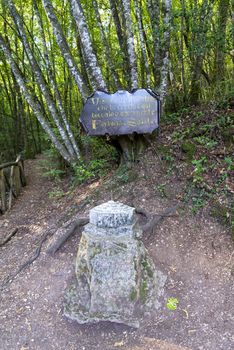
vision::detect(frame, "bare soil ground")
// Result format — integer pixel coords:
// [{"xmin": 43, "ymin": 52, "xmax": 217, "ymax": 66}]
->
[{"xmin": 0, "ymin": 152, "xmax": 233, "ymax": 350}]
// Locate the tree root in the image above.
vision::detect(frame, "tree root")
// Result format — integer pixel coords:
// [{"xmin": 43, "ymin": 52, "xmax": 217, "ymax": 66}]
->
[
  {"xmin": 140, "ymin": 204, "xmax": 178, "ymax": 235},
  {"xmin": 0, "ymin": 215, "xmax": 89, "ymax": 289},
  {"xmin": 0, "ymin": 228, "xmax": 18, "ymax": 247},
  {"xmin": 0, "ymin": 204, "xmax": 178, "ymax": 290},
  {"xmin": 46, "ymin": 216, "xmax": 88, "ymax": 255},
  {"xmin": 46, "ymin": 206, "xmax": 178, "ymax": 255},
  {"xmin": 0, "ymin": 227, "xmax": 54, "ymax": 290}
]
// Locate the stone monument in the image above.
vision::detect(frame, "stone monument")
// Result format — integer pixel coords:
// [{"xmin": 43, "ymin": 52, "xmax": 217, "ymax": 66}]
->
[{"xmin": 64, "ymin": 201, "xmax": 166, "ymax": 328}]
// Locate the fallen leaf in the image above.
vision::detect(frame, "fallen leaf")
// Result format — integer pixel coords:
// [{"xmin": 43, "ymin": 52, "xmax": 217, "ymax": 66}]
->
[
  {"xmin": 182, "ymin": 308, "xmax": 189, "ymax": 318},
  {"xmin": 114, "ymin": 340, "xmax": 124, "ymax": 347}
]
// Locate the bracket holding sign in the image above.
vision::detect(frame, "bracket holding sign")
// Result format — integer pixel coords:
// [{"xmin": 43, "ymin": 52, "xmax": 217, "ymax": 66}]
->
[{"xmin": 80, "ymin": 89, "xmax": 161, "ymax": 136}]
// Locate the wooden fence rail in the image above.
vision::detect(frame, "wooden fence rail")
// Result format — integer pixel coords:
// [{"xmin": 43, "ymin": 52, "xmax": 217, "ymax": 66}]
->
[{"xmin": 0, "ymin": 155, "xmax": 26, "ymax": 214}]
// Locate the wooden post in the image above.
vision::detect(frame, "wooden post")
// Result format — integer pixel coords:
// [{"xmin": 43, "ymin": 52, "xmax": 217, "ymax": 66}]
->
[
  {"xmin": 14, "ymin": 165, "xmax": 21, "ymax": 196},
  {"xmin": 8, "ymin": 165, "xmax": 14, "ymax": 210},
  {"xmin": 18, "ymin": 160, "xmax": 26, "ymax": 186},
  {"xmin": 0, "ymin": 155, "xmax": 26, "ymax": 212},
  {"xmin": 0, "ymin": 169, "xmax": 6, "ymax": 213}
]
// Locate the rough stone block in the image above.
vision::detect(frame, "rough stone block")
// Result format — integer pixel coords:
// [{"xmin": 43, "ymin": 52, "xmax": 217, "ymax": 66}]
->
[{"xmin": 64, "ymin": 201, "xmax": 166, "ymax": 328}]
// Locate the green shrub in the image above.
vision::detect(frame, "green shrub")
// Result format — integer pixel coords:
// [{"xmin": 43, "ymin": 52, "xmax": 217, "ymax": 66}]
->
[
  {"xmin": 40, "ymin": 148, "xmax": 66, "ymax": 181},
  {"xmin": 72, "ymin": 162, "xmax": 94, "ymax": 184},
  {"xmin": 191, "ymin": 156, "xmax": 207, "ymax": 184}
]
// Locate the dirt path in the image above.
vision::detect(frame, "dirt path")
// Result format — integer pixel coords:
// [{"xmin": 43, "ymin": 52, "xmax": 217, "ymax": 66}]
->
[{"xmin": 0, "ymin": 155, "xmax": 233, "ymax": 350}]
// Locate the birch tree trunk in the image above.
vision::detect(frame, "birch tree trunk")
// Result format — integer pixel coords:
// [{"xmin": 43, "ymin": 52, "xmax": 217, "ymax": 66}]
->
[
  {"xmin": 0, "ymin": 34, "xmax": 72, "ymax": 163},
  {"xmin": 121, "ymin": 0, "xmax": 138, "ymax": 89},
  {"xmin": 146, "ymin": 0, "xmax": 161, "ymax": 87},
  {"xmin": 92, "ymin": 0, "xmax": 120, "ymax": 89},
  {"xmin": 5, "ymin": 0, "xmax": 77, "ymax": 161},
  {"xmin": 189, "ymin": 0, "xmax": 215, "ymax": 104},
  {"xmin": 214, "ymin": 0, "xmax": 230, "ymax": 81},
  {"xmin": 42, "ymin": 0, "xmax": 89, "ymax": 101},
  {"xmin": 33, "ymin": 0, "xmax": 81, "ymax": 159},
  {"xmin": 109, "ymin": 0, "xmax": 128, "ymax": 65},
  {"xmin": 70, "ymin": 0, "xmax": 107, "ymax": 90},
  {"xmin": 159, "ymin": 0, "xmax": 172, "ymax": 102},
  {"xmin": 134, "ymin": 0, "xmax": 151, "ymax": 87}
]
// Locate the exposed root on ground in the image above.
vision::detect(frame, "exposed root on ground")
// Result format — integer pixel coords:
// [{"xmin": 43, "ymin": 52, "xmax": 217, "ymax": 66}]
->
[
  {"xmin": 0, "ymin": 204, "xmax": 179, "ymax": 290},
  {"xmin": 0, "ymin": 228, "xmax": 18, "ymax": 247}
]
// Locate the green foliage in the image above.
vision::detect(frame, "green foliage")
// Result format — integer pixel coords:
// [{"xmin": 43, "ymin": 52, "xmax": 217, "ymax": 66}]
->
[
  {"xmin": 166, "ymin": 298, "xmax": 179, "ymax": 311},
  {"xmin": 115, "ymin": 164, "xmax": 130, "ymax": 183},
  {"xmin": 191, "ymin": 156, "xmax": 207, "ymax": 184},
  {"xmin": 0, "ymin": 0, "xmax": 233, "ymax": 163},
  {"xmin": 181, "ymin": 141, "xmax": 197, "ymax": 160},
  {"xmin": 40, "ymin": 148, "xmax": 65, "ymax": 181},
  {"xmin": 141, "ymin": 259, "xmax": 154, "ymax": 278},
  {"xmin": 193, "ymin": 136, "xmax": 218, "ymax": 150},
  {"xmin": 43, "ymin": 168, "xmax": 65, "ymax": 181},
  {"xmin": 72, "ymin": 156, "xmax": 114, "ymax": 185},
  {"xmin": 140, "ymin": 280, "xmax": 148, "ymax": 302},
  {"xmin": 88, "ymin": 159, "xmax": 109, "ymax": 177},
  {"xmin": 114, "ymin": 164, "xmax": 138, "ymax": 184},
  {"xmin": 154, "ymin": 183, "xmax": 167, "ymax": 198},
  {"xmin": 129, "ymin": 288, "xmax": 137, "ymax": 301},
  {"xmin": 163, "ymin": 104, "xmax": 233, "ymax": 235},
  {"xmin": 72, "ymin": 162, "xmax": 94, "ymax": 184},
  {"xmin": 80, "ymin": 136, "xmax": 118, "ymax": 161},
  {"xmin": 204, "ymin": 78, "xmax": 234, "ymax": 109},
  {"xmin": 224, "ymin": 157, "xmax": 234, "ymax": 171},
  {"xmin": 48, "ymin": 189, "xmax": 65, "ymax": 198}
]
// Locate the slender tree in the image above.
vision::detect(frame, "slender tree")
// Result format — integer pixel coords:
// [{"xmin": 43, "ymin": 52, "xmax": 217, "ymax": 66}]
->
[
  {"xmin": 0, "ymin": 33, "xmax": 72, "ymax": 162},
  {"xmin": 0, "ymin": 0, "xmax": 232, "ymax": 164}
]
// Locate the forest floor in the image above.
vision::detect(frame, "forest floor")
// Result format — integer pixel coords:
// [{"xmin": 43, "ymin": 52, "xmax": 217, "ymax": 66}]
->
[{"xmin": 0, "ymin": 107, "xmax": 234, "ymax": 350}]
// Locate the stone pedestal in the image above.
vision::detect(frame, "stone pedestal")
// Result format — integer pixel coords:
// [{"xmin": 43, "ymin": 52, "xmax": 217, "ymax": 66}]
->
[{"xmin": 64, "ymin": 201, "xmax": 166, "ymax": 328}]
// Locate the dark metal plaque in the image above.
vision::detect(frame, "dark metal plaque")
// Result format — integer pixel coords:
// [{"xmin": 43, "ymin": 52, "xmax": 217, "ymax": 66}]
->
[{"xmin": 79, "ymin": 89, "xmax": 160, "ymax": 136}]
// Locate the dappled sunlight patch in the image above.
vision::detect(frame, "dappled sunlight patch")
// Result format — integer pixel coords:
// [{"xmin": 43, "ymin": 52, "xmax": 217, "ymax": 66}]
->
[{"xmin": 74, "ymin": 179, "xmax": 102, "ymax": 205}]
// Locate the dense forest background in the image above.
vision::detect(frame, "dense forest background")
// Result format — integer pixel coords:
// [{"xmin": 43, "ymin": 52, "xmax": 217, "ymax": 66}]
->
[{"xmin": 0, "ymin": 0, "xmax": 233, "ymax": 165}]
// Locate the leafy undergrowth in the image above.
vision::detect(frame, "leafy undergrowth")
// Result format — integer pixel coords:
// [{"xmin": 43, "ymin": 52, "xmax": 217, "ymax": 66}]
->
[
  {"xmin": 72, "ymin": 104, "xmax": 234, "ymax": 238},
  {"xmin": 40, "ymin": 104, "xmax": 234, "ymax": 238},
  {"xmin": 159, "ymin": 104, "xmax": 234, "ymax": 236}
]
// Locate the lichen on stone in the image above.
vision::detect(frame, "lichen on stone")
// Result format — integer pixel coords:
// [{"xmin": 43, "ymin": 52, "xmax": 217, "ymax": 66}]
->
[{"xmin": 64, "ymin": 201, "xmax": 166, "ymax": 327}]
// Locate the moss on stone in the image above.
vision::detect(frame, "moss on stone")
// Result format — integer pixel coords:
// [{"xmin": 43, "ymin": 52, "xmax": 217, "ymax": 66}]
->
[
  {"xmin": 129, "ymin": 288, "xmax": 137, "ymax": 301},
  {"xmin": 141, "ymin": 259, "xmax": 154, "ymax": 278},
  {"xmin": 115, "ymin": 242, "xmax": 127, "ymax": 249},
  {"xmin": 140, "ymin": 280, "xmax": 148, "ymax": 303},
  {"xmin": 89, "ymin": 246, "xmax": 102, "ymax": 260}
]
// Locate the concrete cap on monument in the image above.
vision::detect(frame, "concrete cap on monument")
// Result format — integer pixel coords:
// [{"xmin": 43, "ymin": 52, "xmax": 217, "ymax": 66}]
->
[{"xmin": 89, "ymin": 200, "xmax": 135, "ymax": 228}]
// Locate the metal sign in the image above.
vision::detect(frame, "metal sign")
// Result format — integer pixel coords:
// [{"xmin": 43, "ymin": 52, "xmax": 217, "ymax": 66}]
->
[{"xmin": 79, "ymin": 89, "xmax": 161, "ymax": 136}]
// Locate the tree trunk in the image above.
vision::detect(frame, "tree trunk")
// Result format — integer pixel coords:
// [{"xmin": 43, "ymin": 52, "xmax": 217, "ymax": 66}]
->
[
  {"xmin": 134, "ymin": 0, "xmax": 151, "ymax": 87},
  {"xmin": 33, "ymin": 0, "xmax": 81, "ymax": 160},
  {"xmin": 214, "ymin": 0, "xmax": 230, "ymax": 81},
  {"xmin": 121, "ymin": 0, "xmax": 138, "ymax": 89},
  {"xmin": 0, "ymin": 34, "xmax": 72, "ymax": 163},
  {"xmin": 92, "ymin": 0, "xmax": 120, "ymax": 89},
  {"xmin": 6, "ymin": 0, "xmax": 77, "ymax": 162},
  {"xmin": 43, "ymin": 0, "xmax": 89, "ymax": 101},
  {"xmin": 112, "ymin": 134, "xmax": 148, "ymax": 164},
  {"xmin": 159, "ymin": 0, "xmax": 172, "ymax": 103},
  {"xmin": 70, "ymin": 0, "xmax": 107, "ymax": 90}
]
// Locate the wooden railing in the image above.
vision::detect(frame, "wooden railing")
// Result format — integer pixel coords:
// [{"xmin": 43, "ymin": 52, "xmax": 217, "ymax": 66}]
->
[{"xmin": 0, "ymin": 155, "xmax": 26, "ymax": 213}]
